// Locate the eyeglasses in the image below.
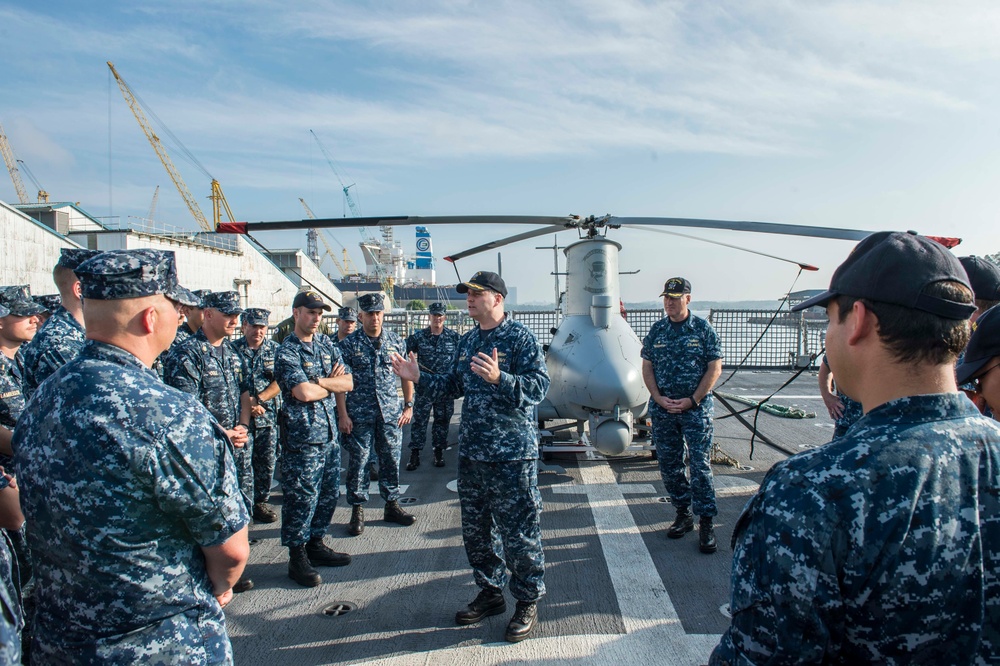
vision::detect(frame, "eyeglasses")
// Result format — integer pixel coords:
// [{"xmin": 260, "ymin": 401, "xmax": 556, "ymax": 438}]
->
[{"xmin": 973, "ymin": 362, "xmax": 1000, "ymax": 393}]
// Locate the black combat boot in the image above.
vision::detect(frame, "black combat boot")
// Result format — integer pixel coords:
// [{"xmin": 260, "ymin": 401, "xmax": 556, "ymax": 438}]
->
[
  {"xmin": 306, "ymin": 537, "xmax": 352, "ymax": 567},
  {"xmin": 504, "ymin": 601, "xmax": 538, "ymax": 642},
  {"xmin": 253, "ymin": 502, "xmax": 278, "ymax": 523},
  {"xmin": 233, "ymin": 575, "xmax": 254, "ymax": 593},
  {"xmin": 667, "ymin": 508, "xmax": 694, "ymax": 539},
  {"xmin": 455, "ymin": 588, "xmax": 506, "ymax": 625},
  {"xmin": 699, "ymin": 515, "xmax": 718, "ymax": 554},
  {"xmin": 405, "ymin": 449, "xmax": 420, "ymax": 471},
  {"xmin": 347, "ymin": 505, "xmax": 365, "ymax": 536},
  {"xmin": 288, "ymin": 545, "xmax": 321, "ymax": 587},
  {"xmin": 433, "ymin": 447, "xmax": 445, "ymax": 467},
  {"xmin": 384, "ymin": 500, "xmax": 416, "ymax": 526}
]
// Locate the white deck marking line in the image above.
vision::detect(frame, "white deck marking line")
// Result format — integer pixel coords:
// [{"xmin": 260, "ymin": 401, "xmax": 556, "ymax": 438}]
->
[{"xmin": 570, "ymin": 463, "xmax": 722, "ymax": 658}]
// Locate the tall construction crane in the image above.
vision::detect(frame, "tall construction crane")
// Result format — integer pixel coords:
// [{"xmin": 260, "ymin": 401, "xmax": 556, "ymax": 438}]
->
[
  {"xmin": 0, "ymin": 120, "xmax": 29, "ymax": 204},
  {"xmin": 107, "ymin": 61, "xmax": 235, "ymax": 232},
  {"xmin": 309, "ymin": 130, "xmax": 395, "ymax": 304},
  {"xmin": 299, "ymin": 198, "xmax": 361, "ymax": 277},
  {"xmin": 17, "ymin": 160, "xmax": 49, "ymax": 203},
  {"xmin": 298, "ymin": 198, "xmax": 321, "ymax": 266}
]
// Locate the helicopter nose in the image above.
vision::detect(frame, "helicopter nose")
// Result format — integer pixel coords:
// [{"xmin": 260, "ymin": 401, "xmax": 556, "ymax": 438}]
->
[{"xmin": 591, "ymin": 419, "xmax": 631, "ymax": 455}]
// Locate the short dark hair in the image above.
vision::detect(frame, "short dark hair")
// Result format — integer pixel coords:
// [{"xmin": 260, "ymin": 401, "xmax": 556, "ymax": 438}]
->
[
  {"xmin": 835, "ymin": 280, "xmax": 972, "ymax": 365},
  {"xmin": 976, "ymin": 298, "xmax": 1000, "ymax": 313}
]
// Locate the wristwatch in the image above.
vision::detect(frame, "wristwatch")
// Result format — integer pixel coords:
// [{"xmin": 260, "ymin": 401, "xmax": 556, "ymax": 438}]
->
[{"xmin": 404, "ymin": 400, "xmax": 414, "ymax": 409}]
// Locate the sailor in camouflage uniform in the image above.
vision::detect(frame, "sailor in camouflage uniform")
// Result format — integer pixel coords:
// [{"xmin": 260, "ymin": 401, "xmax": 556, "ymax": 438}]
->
[
  {"xmin": 392, "ymin": 271, "xmax": 550, "ymax": 643},
  {"xmin": 13, "ymin": 249, "xmax": 249, "ymax": 664},
  {"xmin": 339, "ymin": 292, "xmax": 416, "ymax": 535},
  {"xmin": 20, "ymin": 248, "xmax": 100, "ymax": 401},
  {"xmin": 336, "ymin": 305, "xmax": 357, "ymax": 341},
  {"xmin": 271, "ymin": 295, "xmax": 333, "ymax": 344},
  {"xmin": 274, "ymin": 290, "xmax": 353, "ymax": 587},
  {"xmin": 0, "ymin": 306, "xmax": 22, "ymax": 663},
  {"xmin": 712, "ymin": 231, "xmax": 1000, "ymax": 664},
  {"xmin": 956, "ymin": 255, "xmax": 1000, "ymax": 416},
  {"xmin": 641, "ymin": 277, "xmax": 723, "ymax": 553},
  {"xmin": 153, "ymin": 287, "xmax": 207, "ymax": 380},
  {"xmin": 165, "ymin": 290, "xmax": 254, "ymax": 593},
  {"xmin": 30, "ymin": 295, "xmax": 60, "ymax": 326},
  {"xmin": 957, "ymin": 304, "xmax": 1000, "ymax": 416},
  {"xmin": 233, "ymin": 307, "xmax": 282, "ymax": 523},
  {"xmin": 0, "ymin": 286, "xmax": 45, "ymax": 470},
  {"xmin": 818, "ymin": 354, "xmax": 863, "ymax": 439},
  {"xmin": 405, "ymin": 301, "xmax": 459, "ymax": 470}
]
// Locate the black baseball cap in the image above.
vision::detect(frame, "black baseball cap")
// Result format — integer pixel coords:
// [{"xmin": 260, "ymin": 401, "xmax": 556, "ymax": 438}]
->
[
  {"xmin": 660, "ymin": 277, "xmax": 691, "ymax": 298},
  {"xmin": 959, "ymin": 256, "xmax": 1000, "ymax": 301},
  {"xmin": 292, "ymin": 290, "xmax": 331, "ymax": 312},
  {"xmin": 956, "ymin": 305, "xmax": 1000, "ymax": 385},
  {"xmin": 457, "ymin": 271, "xmax": 507, "ymax": 298},
  {"xmin": 791, "ymin": 231, "xmax": 977, "ymax": 319}
]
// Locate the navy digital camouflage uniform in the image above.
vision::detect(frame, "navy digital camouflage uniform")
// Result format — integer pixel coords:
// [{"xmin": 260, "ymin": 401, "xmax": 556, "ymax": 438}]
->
[
  {"xmin": 711, "ymin": 393, "xmax": 1000, "ymax": 664},
  {"xmin": 821, "ymin": 356, "xmax": 863, "ymax": 439},
  {"xmin": 642, "ymin": 313, "xmax": 723, "ymax": 517},
  {"xmin": 165, "ymin": 325, "xmax": 251, "ymax": 512},
  {"xmin": 274, "ymin": 331, "xmax": 350, "ymax": 546},
  {"xmin": 20, "ymin": 305, "xmax": 84, "ymax": 401},
  {"xmin": 233, "ymin": 311, "xmax": 281, "ymax": 506},
  {"xmin": 20, "ymin": 248, "xmax": 100, "ymax": 399},
  {"xmin": 339, "ymin": 324, "xmax": 408, "ymax": 506},
  {"xmin": 0, "ymin": 354, "xmax": 23, "ymax": 472},
  {"xmin": 419, "ymin": 317, "xmax": 550, "ymax": 602},
  {"xmin": 11, "ymin": 249, "xmax": 248, "ymax": 664},
  {"xmin": 406, "ymin": 325, "xmax": 460, "ymax": 452}
]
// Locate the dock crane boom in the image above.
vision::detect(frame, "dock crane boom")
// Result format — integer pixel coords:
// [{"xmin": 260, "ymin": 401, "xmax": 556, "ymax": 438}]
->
[
  {"xmin": 107, "ymin": 61, "xmax": 235, "ymax": 232},
  {"xmin": 0, "ymin": 120, "xmax": 29, "ymax": 204},
  {"xmin": 17, "ymin": 160, "xmax": 49, "ymax": 203},
  {"xmin": 309, "ymin": 130, "xmax": 395, "ymax": 305}
]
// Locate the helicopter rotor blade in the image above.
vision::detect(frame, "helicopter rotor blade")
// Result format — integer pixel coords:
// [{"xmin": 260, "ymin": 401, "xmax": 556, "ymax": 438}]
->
[
  {"xmin": 217, "ymin": 215, "xmax": 579, "ymax": 234},
  {"xmin": 611, "ymin": 216, "xmax": 871, "ymax": 241},
  {"xmin": 444, "ymin": 225, "xmax": 566, "ymax": 263},
  {"xmin": 621, "ymin": 225, "xmax": 820, "ymax": 271}
]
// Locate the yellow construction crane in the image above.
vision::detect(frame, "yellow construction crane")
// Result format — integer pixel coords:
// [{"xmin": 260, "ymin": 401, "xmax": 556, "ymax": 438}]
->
[
  {"xmin": 107, "ymin": 62, "xmax": 235, "ymax": 232},
  {"xmin": 0, "ymin": 120, "xmax": 29, "ymax": 204}
]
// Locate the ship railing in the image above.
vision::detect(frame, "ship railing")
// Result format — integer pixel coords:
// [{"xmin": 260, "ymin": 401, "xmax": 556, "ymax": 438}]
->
[{"xmin": 364, "ymin": 308, "xmax": 826, "ymax": 371}]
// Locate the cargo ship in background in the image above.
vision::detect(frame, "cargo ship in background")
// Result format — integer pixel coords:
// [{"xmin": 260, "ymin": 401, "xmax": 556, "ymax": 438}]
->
[{"xmin": 324, "ymin": 224, "xmax": 515, "ymax": 307}]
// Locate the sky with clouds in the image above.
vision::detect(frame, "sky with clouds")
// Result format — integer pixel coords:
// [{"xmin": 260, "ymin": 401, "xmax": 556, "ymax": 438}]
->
[{"xmin": 2, "ymin": 1, "xmax": 999, "ymax": 303}]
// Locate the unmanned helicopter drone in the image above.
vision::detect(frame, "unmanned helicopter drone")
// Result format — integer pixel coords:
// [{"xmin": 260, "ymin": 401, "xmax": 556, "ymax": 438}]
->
[{"xmin": 220, "ymin": 213, "xmax": 888, "ymax": 456}]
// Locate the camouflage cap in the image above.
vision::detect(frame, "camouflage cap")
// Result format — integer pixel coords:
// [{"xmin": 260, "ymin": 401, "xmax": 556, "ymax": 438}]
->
[
  {"xmin": 0, "ymin": 304, "xmax": 8, "ymax": 318},
  {"xmin": 173, "ymin": 286, "xmax": 202, "ymax": 308},
  {"xmin": 241, "ymin": 307, "xmax": 271, "ymax": 326},
  {"xmin": 0, "ymin": 285, "xmax": 47, "ymax": 316},
  {"xmin": 357, "ymin": 292, "xmax": 385, "ymax": 312},
  {"xmin": 75, "ymin": 249, "xmax": 185, "ymax": 301},
  {"xmin": 33, "ymin": 294, "xmax": 63, "ymax": 312},
  {"xmin": 203, "ymin": 290, "xmax": 244, "ymax": 316},
  {"xmin": 428, "ymin": 302, "xmax": 447, "ymax": 315},
  {"xmin": 191, "ymin": 289, "xmax": 211, "ymax": 309},
  {"xmin": 337, "ymin": 306, "xmax": 357, "ymax": 322},
  {"xmin": 56, "ymin": 248, "xmax": 102, "ymax": 271}
]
